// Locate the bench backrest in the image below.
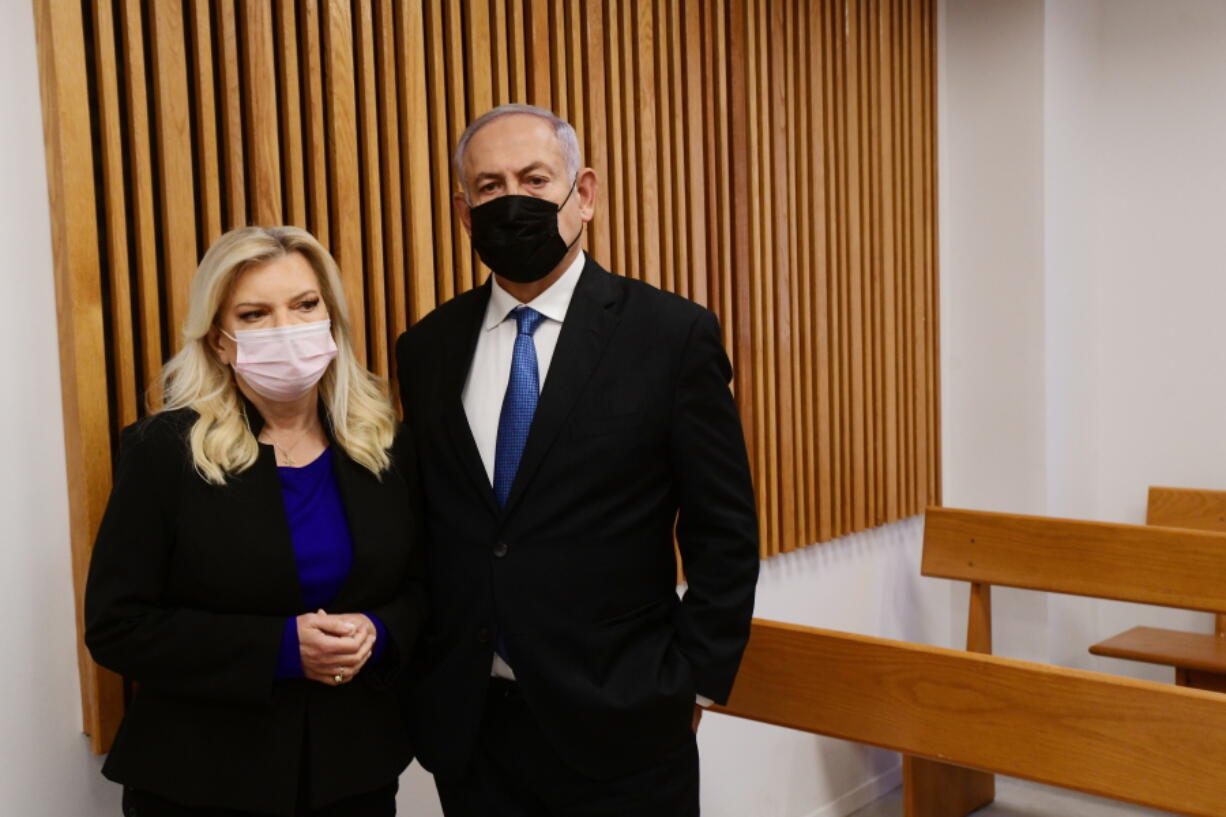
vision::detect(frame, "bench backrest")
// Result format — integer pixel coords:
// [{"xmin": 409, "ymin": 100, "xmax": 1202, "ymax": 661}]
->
[
  {"xmin": 720, "ymin": 620, "xmax": 1226, "ymax": 817},
  {"xmin": 1146, "ymin": 486, "xmax": 1226, "ymax": 636},
  {"xmin": 922, "ymin": 506, "xmax": 1226, "ymax": 614},
  {"xmin": 1148, "ymin": 486, "xmax": 1226, "ymax": 533}
]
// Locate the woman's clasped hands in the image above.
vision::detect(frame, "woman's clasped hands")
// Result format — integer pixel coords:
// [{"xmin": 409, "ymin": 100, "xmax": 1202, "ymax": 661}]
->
[{"xmin": 297, "ymin": 610, "xmax": 377, "ymax": 686}]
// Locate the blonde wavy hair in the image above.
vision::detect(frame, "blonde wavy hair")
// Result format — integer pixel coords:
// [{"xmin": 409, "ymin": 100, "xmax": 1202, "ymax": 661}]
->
[{"xmin": 160, "ymin": 225, "xmax": 397, "ymax": 484}]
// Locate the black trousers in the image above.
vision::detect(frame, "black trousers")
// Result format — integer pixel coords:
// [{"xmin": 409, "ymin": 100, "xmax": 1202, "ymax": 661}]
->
[
  {"xmin": 435, "ymin": 679, "xmax": 699, "ymax": 817},
  {"xmin": 121, "ymin": 776, "xmax": 397, "ymax": 817}
]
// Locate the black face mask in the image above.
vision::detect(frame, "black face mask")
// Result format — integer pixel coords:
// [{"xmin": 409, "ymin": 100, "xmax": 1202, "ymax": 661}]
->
[{"xmin": 468, "ymin": 180, "xmax": 583, "ymax": 284}]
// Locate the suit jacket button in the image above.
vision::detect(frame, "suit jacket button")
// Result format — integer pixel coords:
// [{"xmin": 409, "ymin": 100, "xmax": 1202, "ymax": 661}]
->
[
  {"xmin": 478, "ymin": 627, "xmax": 491, "ymax": 644},
  {"xmin": 493, "ymin": 541, "xmax": 509, "ymax": 558}
]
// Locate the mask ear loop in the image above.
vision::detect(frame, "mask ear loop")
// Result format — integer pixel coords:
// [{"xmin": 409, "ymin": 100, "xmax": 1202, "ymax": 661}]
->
[{"xmin": 558, "ymin": 174, "xmax": 584, "ymax": 252}]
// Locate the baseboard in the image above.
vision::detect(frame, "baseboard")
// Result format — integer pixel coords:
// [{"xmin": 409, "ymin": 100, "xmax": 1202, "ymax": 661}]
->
[{"xmin": 802, "ymin": 762, "xmax": 902, "ymax": 817}]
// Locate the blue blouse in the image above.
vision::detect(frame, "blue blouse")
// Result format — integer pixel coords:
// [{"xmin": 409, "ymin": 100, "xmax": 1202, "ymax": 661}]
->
[{"xmin": 273, "ymin": 447, "xmax": 388, "ymax": 678}]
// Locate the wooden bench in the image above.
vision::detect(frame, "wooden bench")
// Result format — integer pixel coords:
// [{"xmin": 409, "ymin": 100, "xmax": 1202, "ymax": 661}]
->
[
  {"xmin": 718, "ymin": 619, "xmax": 1226, "ymax": 817},
  {"xmin": 1088, "ymin": 486, "xmax": 1226, "ymax": 693},
  {"xmin": 910, "ymin": 505, "xmax": 1226, "ymax": 817}
]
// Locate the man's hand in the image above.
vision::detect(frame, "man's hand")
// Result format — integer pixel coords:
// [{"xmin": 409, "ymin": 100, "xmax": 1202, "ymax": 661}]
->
[{"xmin": 297, "ymin": 610, "xmax": 376, "ymax": 686}]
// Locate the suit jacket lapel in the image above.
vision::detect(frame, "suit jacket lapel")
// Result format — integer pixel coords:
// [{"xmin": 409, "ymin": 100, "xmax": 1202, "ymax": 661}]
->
[
  {"xmin": 328, "ymin": 450, "xmax": 373, "ymax": 610},
  {"xmin": 438, "ymin": 281, "xmax": 501, "ymax": 517},
  {"xmin": 502, "ymin": 259, "xmax": 622, "ymax": 518}
]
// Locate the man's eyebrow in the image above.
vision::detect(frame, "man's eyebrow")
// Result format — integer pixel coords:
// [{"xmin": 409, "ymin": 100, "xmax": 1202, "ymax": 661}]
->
[
  {"xmin": 516, "ymin": 161, "xmax": 551, "ymax": 175},
  {"xmin": 472, "ymin": 162, "xmax": 554, "ymax": 184}
]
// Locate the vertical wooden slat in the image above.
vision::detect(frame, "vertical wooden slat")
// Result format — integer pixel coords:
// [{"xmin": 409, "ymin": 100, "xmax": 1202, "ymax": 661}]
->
[
  {"xmin": 91, "ymin": 0, "xmax": 138, "ymax": 428},
  {"xmin": 323, "ymin": 0, "xmax": 365, "ymax": 359},
  {"xmin": 744, "ymin": 0, "xmax": 766, "ymax": 555},
  {"xmin": 397, "ymin": 0, "xmax": 436, "ymax": 323},
  {"xmin": 527, "ymin": 0, "xmax": 551, "ymax": 107},
  {"xmin": 422, "ymin": 0, "xmax": 454, "ymax": 303},
  {"xmin": 243, "ymin": 1, "xmax": 282, "ymax": 226},
  {"xmin": 354, "ymin": 0, "xmax": 386, "ymax": 376},
  {"xmin": 682, "ymin": 2, "xmax": 707, "ymax": 308},
  {"xmin": 491, "ymin": 0, "xmax": 511, "ymax": 106},
  {"xmin": 618, "ymin": 0, "xmax": 640, "ymax": 280},
  {"xmin": 602, "ymin": 0, "xmax": 625, "ymax": 276},
  {"xmin": 301, "ymin": 0, "xmax": 330, "ymax": 243},
  {"xmin": 216, "ymin": 0, "xmax": 246, "ymax": 228},
  {"xmin": 508, "ymin": 0, "xmax": 528, "ymax": 103},
  {"xmin": 118, "ymin": 0, "xmax": 162, "ymax": 398},
  {"xmin": 374, "ymin": 0, "xmax": 405, "ymax": 350},
  {"xmin": 787, "ymin": 0, "xmax": 812, "ymax": 545},
  {"xmin": 149, "ymin": 1, "xmax": 197, "ymax": 346},
  {"xmin": 665, "ymin": 3, "xmax": 688, "ymax": 302},
  {"xmin": 712, "ymin": 0, "xmax": 734, "ymax": 351},
  {"xmin": 566, "ymin": 0, "xmax": 585, "ymax": 181},
  {"xmin": 652, "ymin": 0, "xmax": 673, "ymax": 294},
  {"xmin": 276, "ymin": 0, "xmax": 307, "ymax": 228},
  {"xmin": 443, "ymin": 0, "xmax": 473, "ymax": 293},
  {"xmin": 811, "ymin": 0, "xmax": 833, "ymax": 542},
  {"xmin": 771, "ymin": 0, "xmax": 796, "ymax": 552},
  {"xmin": 633, "ymin": 0, "xmax": 659, "ymax": 288},
  {"xmin": 465, "ymin": 0, "xmax": 493, "ymax": 120},
  {"xmin": 581, "ymin": 0, "xmax": 609, "ymax": 264},
  {"xmin": 549, "ymin": 0, "xmax": 568, "ymax": 121},
  {"xmin": 926, "ymin": 0, "xmax": 941, "ymax": 506},
  {"xmin": 727, "ymin": 0, "xmax": 759, "ymax": 557},
  {"xmin": 880, "ymin": 0, "xmax": 900, "ymax": 523},
  {"xmin": 188, "ymin": 0, "xmax": 222, "ymax": 248}
]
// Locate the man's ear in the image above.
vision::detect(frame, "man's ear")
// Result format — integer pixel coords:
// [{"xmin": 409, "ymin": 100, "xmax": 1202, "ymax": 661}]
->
[
  {"xmin": 454, "ymin": 191, "xmax": 473, "ymax": 236},
  {"xmin": 576, "ymin": 168, "xmax": 599, "ymax": 222}
]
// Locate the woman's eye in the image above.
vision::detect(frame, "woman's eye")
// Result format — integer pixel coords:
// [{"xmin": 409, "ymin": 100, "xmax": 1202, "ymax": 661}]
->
[
  {"xmin": 239, "ymin": 311, "xmax": 263, "ymax": 322},
  {"xmin": 299, "ymin": 299, "xmax": 320, "ymax": 311}
]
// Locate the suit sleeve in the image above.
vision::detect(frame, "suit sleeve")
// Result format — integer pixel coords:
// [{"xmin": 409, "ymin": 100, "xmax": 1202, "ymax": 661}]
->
[
  {"xmin": 84, "ymin": 423, "xmax": 287, "ymax": 705},
  {"xmin": 670, "ymin": 310, "xmax": 760, "ymax": 704},
  {"xmin": 362, "ymin": 424, "xmax": 428, "ymax": 678}
]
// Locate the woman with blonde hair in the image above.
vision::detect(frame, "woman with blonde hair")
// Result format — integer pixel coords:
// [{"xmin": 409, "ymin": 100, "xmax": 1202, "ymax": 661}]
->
[{"xmin": 85, "ymin": 225, "xmax": 422, "ymax": 817}]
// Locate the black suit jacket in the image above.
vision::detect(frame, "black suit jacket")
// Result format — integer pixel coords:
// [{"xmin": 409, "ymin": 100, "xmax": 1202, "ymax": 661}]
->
[
  {"xmin": 84, "ymin": 407, "xmax": 423, "ymax": 815},
  {"xmin": 396, "ymin": 256, "xmax": 759, "ymax": 780}
]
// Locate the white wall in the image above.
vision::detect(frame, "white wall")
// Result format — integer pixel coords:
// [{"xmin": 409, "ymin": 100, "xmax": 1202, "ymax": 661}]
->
[
  {"xmin": 941, "ymin": 0, "xmax": 1226, "ymax": 676},
  {"xmin": 701, "ymin": 517, "xmax": 951, "ymax": 817},
  {"xmin": 939, "ymin": 0, "xmax": 1052, "ymax": 663}
]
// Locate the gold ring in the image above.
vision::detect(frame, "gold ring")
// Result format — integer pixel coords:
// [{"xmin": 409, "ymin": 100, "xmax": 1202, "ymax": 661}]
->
[{"xmin": 333, "ymin": 672, "xmax": 344, "ymax": 686}]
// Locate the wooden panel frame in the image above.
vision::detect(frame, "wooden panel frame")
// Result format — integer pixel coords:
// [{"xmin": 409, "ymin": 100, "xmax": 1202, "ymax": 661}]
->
[{"xmin": 35, "ymin": 0, "xmax": 941, "ymax": 753}]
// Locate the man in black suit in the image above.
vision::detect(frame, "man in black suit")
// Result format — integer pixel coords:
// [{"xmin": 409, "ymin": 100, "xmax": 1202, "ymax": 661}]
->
[{"xmin": 396, "ymin": 103, "xmax": 759, "ymax": 816}]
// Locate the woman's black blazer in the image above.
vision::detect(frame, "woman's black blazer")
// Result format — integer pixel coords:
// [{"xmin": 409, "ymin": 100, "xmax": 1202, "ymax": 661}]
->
[{"xmin": 84, "ymin": 407, "xmax": 423, "ymax": 815}]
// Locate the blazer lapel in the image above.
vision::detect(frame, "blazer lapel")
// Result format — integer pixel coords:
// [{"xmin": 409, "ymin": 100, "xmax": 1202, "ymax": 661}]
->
[
  {"xmin": 437, "ymin": 282, "xmax": 501, "ymax": 517},
  {"xmin": 234, "ymin": 401, "xmax": 306, "ymax": 610},
  {"xmin": 327, "ymin": 450, "xmax": 385, "ymax": 611},
  {"xmin": 501, "ymin": 259, "xmax": 622, "ymax": 518}
]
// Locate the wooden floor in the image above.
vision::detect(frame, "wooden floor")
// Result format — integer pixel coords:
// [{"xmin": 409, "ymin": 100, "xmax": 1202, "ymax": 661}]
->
[{"xmin": 850, "ymin": 777, "xmax": 1175, "ymax": 817}]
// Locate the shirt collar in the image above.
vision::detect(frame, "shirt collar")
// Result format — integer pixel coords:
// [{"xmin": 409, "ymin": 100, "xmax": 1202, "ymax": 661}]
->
[{"xmin": 483, "ymin": 250, "xmax": 586, "ymax": 331}]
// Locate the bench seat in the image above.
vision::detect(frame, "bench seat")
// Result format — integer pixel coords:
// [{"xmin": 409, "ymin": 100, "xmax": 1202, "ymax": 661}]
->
[{"xmin": 1090, "ymin": 625, "xmax": 1226, "ymax": 692}]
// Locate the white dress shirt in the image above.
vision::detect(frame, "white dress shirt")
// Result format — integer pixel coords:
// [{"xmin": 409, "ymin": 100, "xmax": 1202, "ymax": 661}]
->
[{"xmin": 463, "ymin": 252, "xmax": 585, "ymax": 681}]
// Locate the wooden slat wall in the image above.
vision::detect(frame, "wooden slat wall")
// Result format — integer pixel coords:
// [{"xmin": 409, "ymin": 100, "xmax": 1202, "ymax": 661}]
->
[{"xmin": 35, "ymin": 0, "xmax": 939, "ymax": 752}]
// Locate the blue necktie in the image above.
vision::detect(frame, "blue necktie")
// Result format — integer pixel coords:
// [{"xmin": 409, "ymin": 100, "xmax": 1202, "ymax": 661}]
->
[{"xmin": 493, "ymin": 306, "xmax": 546, "ymax": 507}]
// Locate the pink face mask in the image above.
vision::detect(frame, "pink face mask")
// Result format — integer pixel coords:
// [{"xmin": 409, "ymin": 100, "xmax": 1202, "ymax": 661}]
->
[{"xmin": 222, "ymin": 319, "xmax": 338, "ymax": 402}]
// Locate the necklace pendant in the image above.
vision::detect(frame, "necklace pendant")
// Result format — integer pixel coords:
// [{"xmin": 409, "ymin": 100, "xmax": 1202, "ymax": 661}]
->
[{"xmin": 284, "ymin": 454, "xmax": 295, "ymax": 466}]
